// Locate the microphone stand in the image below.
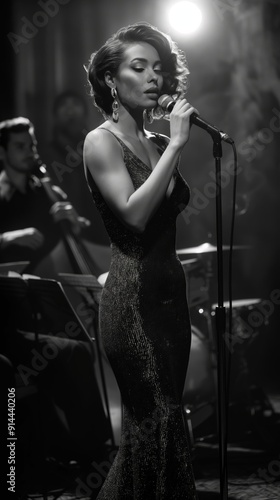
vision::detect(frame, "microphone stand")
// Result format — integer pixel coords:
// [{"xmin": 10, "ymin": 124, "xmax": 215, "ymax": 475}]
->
[
  {"xmin": 211, "ymin": 133, "xmax": 228, "ymax": 499},
  {"xmin": 160, "ymin": 97, "xmax": 232, "ymax": 497}
]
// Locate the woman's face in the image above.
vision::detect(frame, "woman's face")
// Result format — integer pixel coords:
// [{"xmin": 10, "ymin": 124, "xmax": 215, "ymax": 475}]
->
[{"xmin": 112, "ymin": 42, "xmax": 164, "ymax": 111}]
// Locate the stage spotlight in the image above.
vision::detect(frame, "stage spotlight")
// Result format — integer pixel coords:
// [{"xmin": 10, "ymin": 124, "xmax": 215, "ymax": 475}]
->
[{"xmin": 168, "ymin": 1, "xmax": 202, "ymax": 34}]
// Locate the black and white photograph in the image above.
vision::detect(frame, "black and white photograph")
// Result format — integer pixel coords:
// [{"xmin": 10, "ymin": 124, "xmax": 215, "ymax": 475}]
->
[{"xmin": 1, "ymin": 1, "xmax": 280, "ymax": 499}]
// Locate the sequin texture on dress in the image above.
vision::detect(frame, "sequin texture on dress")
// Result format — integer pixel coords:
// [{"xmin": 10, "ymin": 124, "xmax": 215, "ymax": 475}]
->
[{"xmin": 86, "ymin": 130, "xmax": 197, "ymax": 499}]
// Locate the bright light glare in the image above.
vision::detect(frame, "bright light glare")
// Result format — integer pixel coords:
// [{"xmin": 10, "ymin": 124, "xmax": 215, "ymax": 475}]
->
[{"xmin": 168, "ymin": 1, "xmax": 202, "ymax": 34}]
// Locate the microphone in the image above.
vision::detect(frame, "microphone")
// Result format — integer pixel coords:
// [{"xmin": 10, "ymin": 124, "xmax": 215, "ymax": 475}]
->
[{"xmin": 158, "ymin": 94, "xmax": 234, "ymax": 145}]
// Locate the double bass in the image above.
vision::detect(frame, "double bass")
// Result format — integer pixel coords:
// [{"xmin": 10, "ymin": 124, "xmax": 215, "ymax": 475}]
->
[
  {"xmin": 35, "ymin": 159, "xmax": 111, "ymax": 278},
  {"xmin": 35, "ymin": 159, "xmax": 118, "ymax": 446}
]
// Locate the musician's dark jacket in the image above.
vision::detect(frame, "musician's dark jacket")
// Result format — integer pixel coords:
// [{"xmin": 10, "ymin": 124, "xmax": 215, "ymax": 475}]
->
[{"xmin": 0, "ymin": 170, "xmax": 64, "ymax": 272}]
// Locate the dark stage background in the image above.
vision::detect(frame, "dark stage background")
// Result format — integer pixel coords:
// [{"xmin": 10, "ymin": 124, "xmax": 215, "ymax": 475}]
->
[{"xmin": 1, "ymin": 0, "xmax": 280, "ymax": 400}]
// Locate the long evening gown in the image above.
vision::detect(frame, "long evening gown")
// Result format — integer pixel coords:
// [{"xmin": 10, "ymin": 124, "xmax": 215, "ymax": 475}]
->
[{"xmin": 85, "ymin": 130, "xmax": 197, "ymax": 499}]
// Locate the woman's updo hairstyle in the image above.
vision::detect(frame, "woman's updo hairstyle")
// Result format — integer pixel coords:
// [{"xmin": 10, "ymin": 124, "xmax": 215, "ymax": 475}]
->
[{"xmin": 85, "ymin": 22, "xmax": 190, "ymax": 118}]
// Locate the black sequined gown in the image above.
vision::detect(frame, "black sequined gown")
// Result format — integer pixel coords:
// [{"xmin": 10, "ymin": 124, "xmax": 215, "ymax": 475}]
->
[{"xmin": 86, "ymin": 131, "xmax": 197, "ymax": 499}]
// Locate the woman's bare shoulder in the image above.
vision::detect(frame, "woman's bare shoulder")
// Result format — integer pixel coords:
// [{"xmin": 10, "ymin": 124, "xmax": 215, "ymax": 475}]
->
[{"xmin": 84, "ymin": 125, "xmax": 123, "ymax": 163}]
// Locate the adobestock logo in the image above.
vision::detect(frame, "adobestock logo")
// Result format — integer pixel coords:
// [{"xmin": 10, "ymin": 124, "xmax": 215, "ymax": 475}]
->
[
  {"xmin": 249, "ymin": 454, "xmax": 280, "ymax": 484},
  {"xmin": 7, "ymin": 0, "xmax": 71, "ymax": 54},
  {"xmin": 211, "ymin": 0, "xmax": 242, "ymax": 21},
  {"xmin": 238, "ymin": 108, "xmax": 280, "ymax": 162},
  {"xmin": 223, "ymin": 288, "xmax": 280, "ymax": 354},
  {"xmin": 51, "ymin": 128, "xmax": 88, "ymax": 183},
  {"xmin": 181, "ymin": 107, "xmax": 280, "ymax": 225},
  {"xmin": 17, "ymin": 319, "xmax": 83, "ymax": 386}
]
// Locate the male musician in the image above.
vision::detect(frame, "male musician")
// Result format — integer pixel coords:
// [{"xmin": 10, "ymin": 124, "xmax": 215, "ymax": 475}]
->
[
  {"xmin": 0, "ymin": 116, "xmax": 90, "ymax": 274},
  {"xmin": 0, "ymin": 117, "xmax": 111, "ymax": 478}
]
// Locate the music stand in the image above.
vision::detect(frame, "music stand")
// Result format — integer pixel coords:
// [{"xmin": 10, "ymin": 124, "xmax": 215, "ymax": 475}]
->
[
  {"xmin": 0, "ymin": 274, "xmax": 112, "ymax": 475},
  {"xmin": 0, "ymin": 274, "xmax": 92, "ymax": 343},
  {"xmin": 58, "ymin": 272, "xmax": 116, "ymax": 448},
  {"xmin": 0, "ymin": 261, "xmax": 30, "ymax": 275}
]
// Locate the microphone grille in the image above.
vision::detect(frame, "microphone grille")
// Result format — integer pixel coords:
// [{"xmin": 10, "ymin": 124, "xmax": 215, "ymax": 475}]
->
[{"xmin": 158, "ymin": 94, "xmax": 171, "ymax": 108}]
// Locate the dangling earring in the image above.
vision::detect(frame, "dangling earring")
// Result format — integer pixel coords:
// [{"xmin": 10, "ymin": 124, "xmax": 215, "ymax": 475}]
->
[
  {"xmin": 145, "ymin": 109, "xmax": 154, "ymax": 124},
  {"xmin": 111, "ymin": 87, "xmax": 119, "ymax": 122}
]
